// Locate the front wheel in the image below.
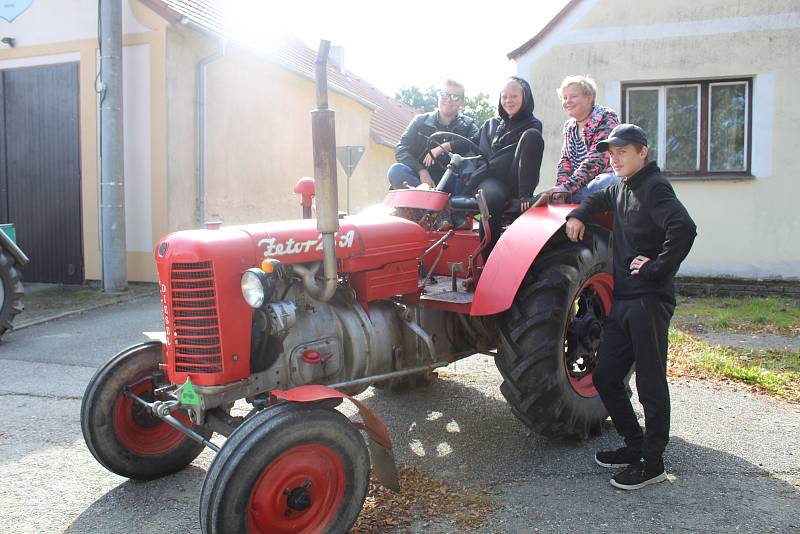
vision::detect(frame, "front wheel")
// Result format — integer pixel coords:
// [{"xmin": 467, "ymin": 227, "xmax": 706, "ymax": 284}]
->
[
  {"xmin": 200, "ymin": 403, "xmax": 370, "ymax": 534},
  {"xmin": 496, "ymin": 226, "xmax": 614, "ymax": 439},
  {"xmin": 80, "ymin": 341, "xmax": 209, "ymax": 479}
]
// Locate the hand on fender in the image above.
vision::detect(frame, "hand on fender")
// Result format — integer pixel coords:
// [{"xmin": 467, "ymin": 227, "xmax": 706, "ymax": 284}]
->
[{"xmin": 565, "ymin": 217, "xmax": 585, "ymax": 242}]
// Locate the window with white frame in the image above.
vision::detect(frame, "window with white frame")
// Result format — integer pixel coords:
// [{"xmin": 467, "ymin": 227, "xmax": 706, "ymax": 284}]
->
[{"xmin": 622, "ymin": 79, "xmax": 752, "ymax": 176}]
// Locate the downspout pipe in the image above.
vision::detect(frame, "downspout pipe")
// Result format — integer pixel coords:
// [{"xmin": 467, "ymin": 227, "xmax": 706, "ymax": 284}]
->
[
  {"xmin": 181, "ymin": 17, "xmax": 226, "ymax": 227},
  {"xmin": 305, "ymin": 40, "xmax": 339, "ymax": 302}
]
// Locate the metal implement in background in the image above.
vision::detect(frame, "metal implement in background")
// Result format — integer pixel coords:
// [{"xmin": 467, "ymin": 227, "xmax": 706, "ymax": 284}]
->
[{"xmin": 0, "ymin": 223, "xmax": 27, "ymax": 339}]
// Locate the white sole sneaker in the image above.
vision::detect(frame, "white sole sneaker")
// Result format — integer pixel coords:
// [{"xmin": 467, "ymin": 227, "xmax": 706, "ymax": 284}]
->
[
  {"xmin": 610, "ymin": 470, "xmax": 668, "ymax": 490},
  {"xmin": 594, "ymin": 455, "xmax": 633, "ymax": 468}
]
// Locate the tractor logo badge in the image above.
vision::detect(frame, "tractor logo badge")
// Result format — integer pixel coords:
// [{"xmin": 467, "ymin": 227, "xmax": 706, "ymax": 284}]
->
[
  {"xmin": 258, "ymin": 230, "xmax": 356, "ymax": 257},
  {"xmin": 0, "ymin": 1, "xmax": 33, "ymax": 23}
]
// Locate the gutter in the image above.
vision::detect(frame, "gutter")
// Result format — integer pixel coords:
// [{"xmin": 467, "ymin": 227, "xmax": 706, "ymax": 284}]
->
[{"xmin": 181, "ymin": 17, "xmax": 226, "ymax": 227}]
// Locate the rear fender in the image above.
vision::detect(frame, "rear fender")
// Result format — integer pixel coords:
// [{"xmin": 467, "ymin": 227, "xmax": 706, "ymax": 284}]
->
[
  {"xmin": 271, "ymin": 385, "xmax": 399, "ymax": 491},
  {"xmin": 470, "ymin": 205, "xmax": 610, "ymax": 316}
]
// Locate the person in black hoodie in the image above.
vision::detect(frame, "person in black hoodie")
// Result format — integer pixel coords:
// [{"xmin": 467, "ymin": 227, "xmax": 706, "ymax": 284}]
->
[
  {"xmin": 465, "ymin": 76, "xmax": 544, "ymax": 257},
  {"xmin": 565, "ymin": 123, "xmax": 697, "ymax": 491}
]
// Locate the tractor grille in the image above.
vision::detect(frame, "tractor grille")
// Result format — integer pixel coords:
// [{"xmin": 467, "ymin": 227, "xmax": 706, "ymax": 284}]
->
[{"xmin": 170, "ymin": 261, "xmax": 223, "ymax": 373}]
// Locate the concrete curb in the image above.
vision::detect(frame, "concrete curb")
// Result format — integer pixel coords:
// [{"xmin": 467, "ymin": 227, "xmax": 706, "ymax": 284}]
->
[{"xmin": 13, "ymin": 291, "xmax": 158, "ymax": 331}]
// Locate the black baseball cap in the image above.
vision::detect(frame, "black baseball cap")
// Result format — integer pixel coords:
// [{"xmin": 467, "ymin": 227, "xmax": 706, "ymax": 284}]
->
[{"xmin": 596, "ymin": 123, "xmax": 649, "ymax": 152}]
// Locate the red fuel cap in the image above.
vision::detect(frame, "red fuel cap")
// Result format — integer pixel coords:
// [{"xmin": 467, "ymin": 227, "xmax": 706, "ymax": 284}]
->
[{"xmin": 301, "ymin": 350, "xmax": 322, "ymax": 364}]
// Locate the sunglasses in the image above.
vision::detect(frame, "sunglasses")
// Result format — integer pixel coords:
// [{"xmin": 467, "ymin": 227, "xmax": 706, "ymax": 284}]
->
[{"xmin": 439, "ymin": 91, "xmax": 464, "ymax": 102}]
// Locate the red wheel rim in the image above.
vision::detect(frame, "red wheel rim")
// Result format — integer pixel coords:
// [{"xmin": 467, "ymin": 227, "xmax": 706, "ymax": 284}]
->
[
  {"xmin": 564, "ymin": 272, "xmax": 614, "ymax": 398},
  {"xmin": 113, "ymin": 374, "xmax": 190, "ymax": 455},
  {"xmin": 247, "ymin": 444, "xmax": 346, "ymax": 534}
]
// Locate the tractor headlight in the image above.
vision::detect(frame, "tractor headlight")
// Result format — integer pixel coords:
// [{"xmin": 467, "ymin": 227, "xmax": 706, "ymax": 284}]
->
[{"xmin": 241, "ymin": 268, "xmax": 273, "ymax": 309}]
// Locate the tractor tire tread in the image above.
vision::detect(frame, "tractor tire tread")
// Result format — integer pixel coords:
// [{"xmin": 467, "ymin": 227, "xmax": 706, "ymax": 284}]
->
[{"xmin": 495, "ymin": 226, "xmax": 613, "ymax": 440}]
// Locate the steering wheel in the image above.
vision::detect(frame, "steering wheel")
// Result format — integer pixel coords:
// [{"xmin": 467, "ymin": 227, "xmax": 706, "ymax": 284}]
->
[{"xmin": 426, "ymin": 131, "xmax": 487, "ymax": 164}]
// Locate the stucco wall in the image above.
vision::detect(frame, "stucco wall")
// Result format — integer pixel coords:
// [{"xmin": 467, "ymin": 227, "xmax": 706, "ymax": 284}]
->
[
  {"xmin": 167, "ymin": 40, "xmax": 395, "ymax": 227},
  {"xmin": 515, "ymin": 0, "xmax": 800, "ymax": 279},
  {"xmin": 0, "ymin": 0, "xmax": 168, "ymax": 282}
]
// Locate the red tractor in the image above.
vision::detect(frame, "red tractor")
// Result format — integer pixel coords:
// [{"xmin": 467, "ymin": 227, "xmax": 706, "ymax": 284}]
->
[{"xmin": 81, "ymin": 42, "xmax": 614, "ymax": 533}]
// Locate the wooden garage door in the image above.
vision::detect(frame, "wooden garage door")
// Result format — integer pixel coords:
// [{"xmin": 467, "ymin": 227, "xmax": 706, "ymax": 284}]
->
[{"xmin": 0, "ymin": 62, "xmax": 83, "ymax": 284}]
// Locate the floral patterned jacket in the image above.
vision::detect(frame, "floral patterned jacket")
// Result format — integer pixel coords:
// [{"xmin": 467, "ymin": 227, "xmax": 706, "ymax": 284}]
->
[{"xmin": 556, "ymin": 105, "xmax": 620, "ymax": 193}]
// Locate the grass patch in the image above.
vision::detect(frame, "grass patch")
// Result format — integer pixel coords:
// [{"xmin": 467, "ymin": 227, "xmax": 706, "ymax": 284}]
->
[
  {"xmin": 669, "ymin": 328, "xmax": 800, "ymax": 402},
  {"xmin": 675, "ymin": 295, "xmax": 800, "ymax": 335}
]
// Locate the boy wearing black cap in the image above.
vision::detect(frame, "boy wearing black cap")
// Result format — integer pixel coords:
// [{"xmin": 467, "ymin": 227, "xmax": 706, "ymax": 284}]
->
[{"xmin": 565, "ymin": 123, "xmax": 697, "ymax": 490}]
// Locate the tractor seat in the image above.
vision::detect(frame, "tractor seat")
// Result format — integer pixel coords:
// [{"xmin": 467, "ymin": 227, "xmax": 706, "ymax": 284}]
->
[
  {"xmin": 449, "ymin": 195, "xmax": 538, "ymax": 216},
  {"xmin": 449, "ymin": 196, "xmax": 479, "ymax": 211}
]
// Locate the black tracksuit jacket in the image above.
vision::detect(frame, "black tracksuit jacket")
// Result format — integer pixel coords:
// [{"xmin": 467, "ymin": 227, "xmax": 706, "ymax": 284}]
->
[
  {"xmin": 395, "ymin": 111, "xmax": 479, "ymax": 182},
  {"xmin": 567, "ymin": 161, "xmax": 697, "ymax": 303}
]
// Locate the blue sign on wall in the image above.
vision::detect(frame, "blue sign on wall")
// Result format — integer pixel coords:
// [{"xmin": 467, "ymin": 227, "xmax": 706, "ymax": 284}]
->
[{"xmin": 0, "ymin": 1, "xmax": 33, "ymax": 23}]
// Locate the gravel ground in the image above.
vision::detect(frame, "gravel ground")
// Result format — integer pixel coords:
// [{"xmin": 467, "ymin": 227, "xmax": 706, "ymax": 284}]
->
[{"xmin": 0, "ymin": 296, "xmax": 798, "ymax": 533}]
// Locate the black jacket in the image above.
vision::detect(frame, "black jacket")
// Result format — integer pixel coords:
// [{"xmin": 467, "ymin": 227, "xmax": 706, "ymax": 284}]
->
[
  {"xmin": 467, "ymin": 76, "xmax": 543, "ymax": 187},
  {"xmin": 395, "ymin": 111, "xmax": 479, "ymax": 182},
  {"xmin": 567, "ymin": 161, "xmax": 697, "ymax": 302}
]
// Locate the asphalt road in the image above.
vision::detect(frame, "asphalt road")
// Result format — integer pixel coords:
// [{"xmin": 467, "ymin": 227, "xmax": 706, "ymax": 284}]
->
[{"xmin": 0, "ymin": 296, "xmax": 798, "ymax": 533}]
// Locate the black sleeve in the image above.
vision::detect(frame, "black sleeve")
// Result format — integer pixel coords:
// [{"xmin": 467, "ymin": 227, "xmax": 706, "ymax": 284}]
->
[
  {"xmin": 566, "ymin": 185, "xmax": 615, "ymax": 223},
  {"xmin": 451, "ymin": 117, "xmax": 480, "ymax": 155},
  {"xmin": 395, "ymin": 116, "xmax": 424, "ymax": 173},
  {"xmin": 639, "ymin": 183, "xmax": 697, "ymax": 282}
]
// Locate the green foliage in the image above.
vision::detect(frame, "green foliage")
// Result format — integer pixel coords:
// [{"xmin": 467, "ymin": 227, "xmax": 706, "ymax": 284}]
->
[
  {"xmin": 668, "ymin": 327, "xmax": 800, "ymax": 402},
  {"xmin": 675, "ymin": 296, "xmax": 800, "ymax": 335},
  {"xmin": 394, "ymin": 86, "xmax": 495, "ymax": 126},
  {"xmin": 394, "ymin": 86, "xmax": 438, "ymax": 112},
  {"xmin": 463, "ymin": 92, "xmax": 495, "ymax": 126}
]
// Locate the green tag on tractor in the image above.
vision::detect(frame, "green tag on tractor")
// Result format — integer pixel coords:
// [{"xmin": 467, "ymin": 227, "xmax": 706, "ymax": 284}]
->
[{"xmin": 180, "ymin": 377, "xmax": 200, "ymax": 405}]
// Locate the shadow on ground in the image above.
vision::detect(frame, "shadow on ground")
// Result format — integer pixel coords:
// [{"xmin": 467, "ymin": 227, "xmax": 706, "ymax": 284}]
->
[{"xmin": 64, "ymin": 375, "xmax": 800, "ymax": 533}]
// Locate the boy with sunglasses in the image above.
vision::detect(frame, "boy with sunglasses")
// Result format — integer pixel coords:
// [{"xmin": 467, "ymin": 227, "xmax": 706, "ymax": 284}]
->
[{"xmin": 388, "ymin": 79, "xmax": 478, "ymax": 192}]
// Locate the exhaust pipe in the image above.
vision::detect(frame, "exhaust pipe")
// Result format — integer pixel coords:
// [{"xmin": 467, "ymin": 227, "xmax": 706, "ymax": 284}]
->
[{"xmin": 296, "ymin": 40, "xmax": 339, "ymax": 302}]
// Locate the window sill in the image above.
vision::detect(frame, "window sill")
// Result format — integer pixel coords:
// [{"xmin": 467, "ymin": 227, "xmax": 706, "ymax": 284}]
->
[{"xmin": 667, "ymin": 174, "xmax": 754, "ymax": 182}]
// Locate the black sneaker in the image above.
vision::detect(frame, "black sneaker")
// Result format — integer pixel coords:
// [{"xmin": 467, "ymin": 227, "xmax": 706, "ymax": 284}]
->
[
  {"xmin": 610, "ymin": 458, "xmax": 667, "ymax": 490},
  {"xmin": 595, "ymin": 446, "xmax": 641, "ymax": 468}
]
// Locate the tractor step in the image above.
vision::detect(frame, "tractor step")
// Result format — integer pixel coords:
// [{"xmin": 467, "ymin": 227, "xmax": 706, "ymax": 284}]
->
[{"xmin": 420, "ymin": 279, "xmax": 473, "ymax": 313}]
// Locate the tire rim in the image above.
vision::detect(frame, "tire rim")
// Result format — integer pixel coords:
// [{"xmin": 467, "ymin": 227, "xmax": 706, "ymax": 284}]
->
[
  {"xmin": 113, "ymin": 374, "xmax": 190, "ymax": 455},
  {"xmin": 247, "ymin": 443, "xmax": 346, "ymax": 534},
  {"xmin": 564, "ymin": 272, "xmax": 613, "ymax": 397}
]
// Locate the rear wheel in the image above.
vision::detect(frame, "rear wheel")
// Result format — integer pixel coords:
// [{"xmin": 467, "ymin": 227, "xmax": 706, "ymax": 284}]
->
[
  {"xmin": 200, "ymin": 403, "xmax": 369, "ymax": 534},
  {"xmin": 496, "ymin": 226, "xmax": 614, "ymax": 439},
  {"xmin": 0, "ymin": 250, "xmax": 24, "ymax": 338},
  {"xmin": 81, "ymin": 341, "xmax": 208, "ymax": 479}
]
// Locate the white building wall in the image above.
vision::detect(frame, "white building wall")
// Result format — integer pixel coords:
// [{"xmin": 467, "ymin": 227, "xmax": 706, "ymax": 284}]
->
[
  {"xmin": 0, "ymin": 0, "xmax": 150, "ymax": 47},
  {"xmin": 514, "ymin": 0, "xmax": 800, "ymax": 280}
]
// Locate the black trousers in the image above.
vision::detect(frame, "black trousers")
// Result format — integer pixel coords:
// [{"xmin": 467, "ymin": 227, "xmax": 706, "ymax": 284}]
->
[
  {"xmin": 592, "ymin": 294, "xmax": 676, "ymax": 463},
  {"xmin": 478, "ymin": 128, "xmax": 544, "ymax": 258}
]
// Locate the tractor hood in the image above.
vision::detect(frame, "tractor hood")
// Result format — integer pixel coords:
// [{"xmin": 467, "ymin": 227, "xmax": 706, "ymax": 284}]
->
[{"xmin": 155, "ymin": 215, "xmax": 428, "ymax": 273}]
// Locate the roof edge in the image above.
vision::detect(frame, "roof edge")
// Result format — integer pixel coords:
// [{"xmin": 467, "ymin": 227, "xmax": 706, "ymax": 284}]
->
[
  {"xmin": 370, "ymin": 131, "xmax": 395, "ymax": 148},
  {"xmin": 140, "ymin": 0, "xmax": 380, "ymax": 112},
  {"xmin": 507, "ymin": 0, "xmax": 583, "ymax": 59},
  {"xmin": 136, "ymin": 0, "xmax": 183, "ymax": 24}
]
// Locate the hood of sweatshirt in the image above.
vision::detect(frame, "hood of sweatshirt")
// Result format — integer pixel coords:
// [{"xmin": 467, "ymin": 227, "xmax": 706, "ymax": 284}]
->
[{"xmin": 498, "ymin": 76, "xmax": 535, "ymax": 123}]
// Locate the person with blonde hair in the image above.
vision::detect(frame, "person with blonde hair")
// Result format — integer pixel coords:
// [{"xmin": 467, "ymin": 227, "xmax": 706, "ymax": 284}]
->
[{"xmin": 539, "ymin": 75, "xmax": 620, "ymax": 204}]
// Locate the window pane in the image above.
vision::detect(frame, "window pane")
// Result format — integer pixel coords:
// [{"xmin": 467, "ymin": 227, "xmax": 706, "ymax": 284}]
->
[
  {"xmin": 709, "ymin": 83, "xmax": 747, "ymax": 172},
  {"xmin": 627, "ymin": 89, "xmax": 659, "ymax": 165},
  {"xmin": 664, "ymin": 86, "xmax": 698, "ymax": 172}
]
